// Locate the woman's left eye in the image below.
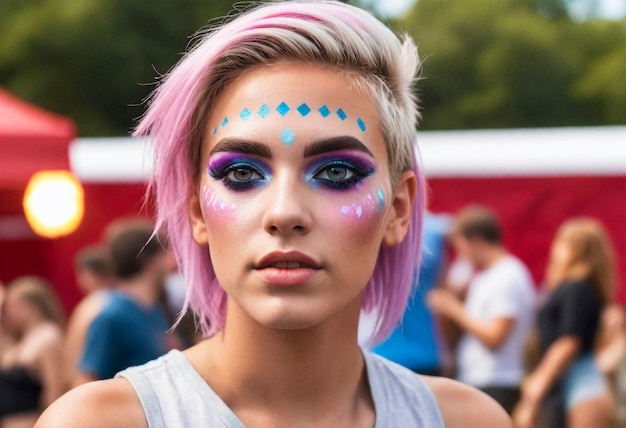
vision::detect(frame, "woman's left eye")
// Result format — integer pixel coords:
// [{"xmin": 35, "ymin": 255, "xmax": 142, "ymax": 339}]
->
[
  {"xmin": 312, "ymin": 161, "xmax": 370, "ymax": 189},
  {"xmin": 226, "ymin": 167, "xmax": 262, "ymax": 183},
  {"xmin": 315, "ymin": 165, "xmax": 355, "ymax": 182}
]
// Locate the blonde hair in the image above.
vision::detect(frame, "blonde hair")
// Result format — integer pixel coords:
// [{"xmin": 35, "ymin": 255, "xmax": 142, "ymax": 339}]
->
[
  {"xmin": 8, "ymin": 276, "xmax": 66, "ymax": 327},
  {"xmin": 556, "ymin": 217, "xmax": 616, "ymax": 305}
]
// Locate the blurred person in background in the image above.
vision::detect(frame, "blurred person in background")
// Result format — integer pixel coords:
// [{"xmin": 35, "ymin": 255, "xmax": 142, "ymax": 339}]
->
[
  {"xmin": 0, "ymin": 283, "xmax": 13, "ymax": 368},
  {"xmin": 36, "ymin": 2, "xmax": 512, "ymax": 426},
  {"xmin": 369, "ymin": 212, "xmax": 451, "ymax": 376},
  {"xmin": 64, "ymin": 245, "xmax": 115, "ymax": 388},
  {"xmin": 0, "ymin": 276, "xmax": 65, "ymax": 428},
  {"xmin": 429, "ymin": 205, "xmax": 536, "ymax": 414},
  {"xmin": 514, "ymin": 218, "xmax": 615, "ymax": 428},
  {"xmin": 73, "ymin": 223, "xmax": 171, "ymax": 385},
  {"xmin": 596, "ymin": 303, "xmax": 626, "ymax": 427}
]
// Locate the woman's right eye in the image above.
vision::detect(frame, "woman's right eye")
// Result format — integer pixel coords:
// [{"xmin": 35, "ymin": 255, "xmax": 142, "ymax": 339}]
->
[
  {"xmin": 218, "ymin": 163, "xmax": 266, "ymax": 191},
  {"xmin": 226, "ymin": 166, "xmax": 262, "ymax": 183}
]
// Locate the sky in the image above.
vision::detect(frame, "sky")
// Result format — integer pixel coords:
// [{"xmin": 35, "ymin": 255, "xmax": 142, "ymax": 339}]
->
[{"xmin": 374, "ymin": 0, "xmax": 626, "ymax": 19}]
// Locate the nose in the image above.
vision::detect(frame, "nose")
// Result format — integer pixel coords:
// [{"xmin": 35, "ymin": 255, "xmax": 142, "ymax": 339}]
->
[{"xmin": 262, "ymin": 173, "xmax": 312, "ymax": 236}]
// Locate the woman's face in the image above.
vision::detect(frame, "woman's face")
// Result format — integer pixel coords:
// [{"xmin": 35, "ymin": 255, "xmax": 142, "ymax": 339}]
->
[{"xmin": 189, "ymin": 63, "xmax": 414, "ymax": 331}]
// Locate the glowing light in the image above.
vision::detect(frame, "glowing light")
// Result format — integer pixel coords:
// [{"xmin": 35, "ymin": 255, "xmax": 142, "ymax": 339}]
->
[{"xmin": 23, "ymin": 171, "xmax": 84, "ymax": 238}]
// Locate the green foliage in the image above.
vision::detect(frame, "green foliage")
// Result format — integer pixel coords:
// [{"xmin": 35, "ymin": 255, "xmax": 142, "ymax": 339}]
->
[
  {"xmin": 0, "ymin": 0, "xmax": 233, "ymax": 135},
  {"xmin": 395, "ymin": 0, "xmax": 626, "ymax": 129},
  {"xmin": 1, "ymin": 0, "xmax": 624, "ymax": 133}
]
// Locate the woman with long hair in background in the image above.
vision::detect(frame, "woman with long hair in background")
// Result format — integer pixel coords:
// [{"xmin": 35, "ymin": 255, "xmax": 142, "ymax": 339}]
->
[
  {"xmin": 514, "ymin": 218, "xmax": 616, "ymax": 428},
  {"xmin": 0, "ymin": 276, "xmax": 65, "ymax": 428}
]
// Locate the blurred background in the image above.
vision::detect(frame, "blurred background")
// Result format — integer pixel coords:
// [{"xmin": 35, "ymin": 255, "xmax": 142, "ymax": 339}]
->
[{"xmin": 0, "ymin": 0, "xmax": 625, "ymax": 313}]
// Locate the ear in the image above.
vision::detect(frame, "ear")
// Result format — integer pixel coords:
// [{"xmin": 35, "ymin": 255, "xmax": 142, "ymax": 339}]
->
[
  {"xmin": 189, "ymin": 192, "xmax": 209, "ymax": 246},
  {"xmin": 383, "ymin": 170, "xmax": 418, "ymax": 247}
]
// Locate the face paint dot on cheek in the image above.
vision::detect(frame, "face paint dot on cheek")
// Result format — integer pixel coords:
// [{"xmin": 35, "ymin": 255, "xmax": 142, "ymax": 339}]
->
[
  {"xmin": 201, "ymin": 185, "xmax": 237, "ymax": 220},
  {"xmin": 376, "ymin": 188, "xmax": 385, "ymax": 211},
  {"xmin": 339, "ymin": 202, "xmax": 370, "ymax": 220}
]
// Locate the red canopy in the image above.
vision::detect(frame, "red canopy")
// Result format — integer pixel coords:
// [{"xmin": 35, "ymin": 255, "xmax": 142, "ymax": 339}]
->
[{"xmin": 0, "ymin": 87, "xmax": 76, "ymax": 188}]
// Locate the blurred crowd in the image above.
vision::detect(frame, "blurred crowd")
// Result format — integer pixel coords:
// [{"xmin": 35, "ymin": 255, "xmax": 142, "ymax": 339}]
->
[
  {"xmin": 361, "ymin": 205, "xmax": 626, "ymax": 428},
  {"xmin": 0, "ymin": 218, "xmax": 199, "ymax": 428},
  {"xmin": 1, "ymin": 206, "xmax": 625, "ymax": 427}
]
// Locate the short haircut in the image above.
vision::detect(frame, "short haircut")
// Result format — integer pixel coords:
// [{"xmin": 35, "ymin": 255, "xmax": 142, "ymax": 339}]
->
[
  {"xmin": 74, "ymin": 245, "xmax": 113, "ymax": 278},
  {"xmin": 109, "ymin": 224, "xmax": 163, "ymax": 280},
  {"xmin": 135, "ymin": 1, "xmax": 425, "ymax": 343},
  {"xmin": 453, "ymin": 205, "xmax": 502, "ymax": 245}
]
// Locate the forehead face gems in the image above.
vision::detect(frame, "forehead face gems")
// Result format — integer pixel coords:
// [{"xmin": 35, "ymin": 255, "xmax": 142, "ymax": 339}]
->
[{"xmin": 212, "ymin": 102, "xmax": 368, "ymax": 146}]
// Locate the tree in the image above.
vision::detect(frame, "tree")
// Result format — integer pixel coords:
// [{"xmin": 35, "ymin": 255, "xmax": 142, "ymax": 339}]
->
[
  {"xmin": 394, "ymin": 0, "xmax": 625, "ymax": 129},
  {"xmin": 0, "ymin": 0, "xmax": 233, "ymax": 136}
]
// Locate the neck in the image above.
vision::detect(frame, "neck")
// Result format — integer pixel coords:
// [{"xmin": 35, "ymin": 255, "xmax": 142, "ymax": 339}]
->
[
  {"xmin": 194, "ymin": 297, "xmax": 371, "ymax": 424},
  {"xmin": 479, "ymin": 245, "xmax": 507, "ymax": 269}
]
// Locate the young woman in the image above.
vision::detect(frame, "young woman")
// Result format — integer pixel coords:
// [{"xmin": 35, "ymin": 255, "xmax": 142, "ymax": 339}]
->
[
  {"xmin": 514, "ymin": 218, "xmax": 616, "ymax": 428},
  {"xmin": 37, "ymin": 2, "xmax": 510, "ymax": 426},
  {"xmin": 1, "ymin": 277, "xmax": 65, "ymax": 428}
]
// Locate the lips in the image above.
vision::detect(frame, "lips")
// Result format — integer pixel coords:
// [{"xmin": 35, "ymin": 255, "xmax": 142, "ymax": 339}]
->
[
  {"xmin": 255, "ymin": 251, "xmax": 321, "ymax": 270},
  {"xmin": 254, "ymin": 251, "xmax": 322, "ymax": 286}
]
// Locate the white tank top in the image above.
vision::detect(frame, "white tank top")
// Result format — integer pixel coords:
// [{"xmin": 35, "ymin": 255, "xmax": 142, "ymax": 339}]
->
[{"xmin": 118, "ymin": 349, "xmax": 444, "ymax": 427}]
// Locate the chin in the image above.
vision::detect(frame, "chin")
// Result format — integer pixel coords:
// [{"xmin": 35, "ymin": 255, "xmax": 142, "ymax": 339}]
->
[
  {"xmin": 247, "ymin": 301, "xmax": 336, "ymax": 332},
  {"xmin": 255, "ymin": 311, "xmax": 327, "ymax": 331}
]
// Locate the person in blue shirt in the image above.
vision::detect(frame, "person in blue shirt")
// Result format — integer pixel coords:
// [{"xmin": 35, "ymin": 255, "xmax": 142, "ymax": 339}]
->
[
  {"xmin": 75, "ymin": 223, "xmax": 170, "ymax": 384},
  {"xmin": 372, "ymin": 212, "xmax": 450, "ymax": 375}
]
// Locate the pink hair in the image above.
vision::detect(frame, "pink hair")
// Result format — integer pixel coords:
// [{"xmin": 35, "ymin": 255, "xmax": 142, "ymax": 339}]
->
[{"xmin": 135, "ymin": 1, "xmax": 425, "ymax": 343}]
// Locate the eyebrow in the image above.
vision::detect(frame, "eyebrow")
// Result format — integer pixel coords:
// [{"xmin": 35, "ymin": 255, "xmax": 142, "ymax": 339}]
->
[
  {"xmin": 210, "ymin": 139, "xmax": 272, "ymax": 158},
  {"xmin": 304, "ymin": 136, "xmax": 374, "ymax": 158},
  {"xmin": 209, "ymin": 135, "xmax": 374, "ymax": 159}
]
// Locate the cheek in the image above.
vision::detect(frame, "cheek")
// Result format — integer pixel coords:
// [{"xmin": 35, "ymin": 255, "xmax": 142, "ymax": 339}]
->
[
  {"xmin": 318, "ymin": 182, "xmax": 387, "ymax": 231},
  {"xmin": 200, "ymin": 185, "xmax": 237, "ymax": 224}
]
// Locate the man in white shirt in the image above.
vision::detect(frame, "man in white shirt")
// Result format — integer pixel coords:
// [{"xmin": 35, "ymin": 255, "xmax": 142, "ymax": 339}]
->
[{"xmin": 429, "ymin": 205, "xmax": 536, "ymax": 414}]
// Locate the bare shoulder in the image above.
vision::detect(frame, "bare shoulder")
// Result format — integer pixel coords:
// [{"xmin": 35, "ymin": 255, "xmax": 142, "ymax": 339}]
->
[
  {"xmin": 421, "ymin": 375, "xmax": 513, "ymax": 428},
  {"xmin": 35, "ymin": 377, "xmax": 146, "ymax": 428}
]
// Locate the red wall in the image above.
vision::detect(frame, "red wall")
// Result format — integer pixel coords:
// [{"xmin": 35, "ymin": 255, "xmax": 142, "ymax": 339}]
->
[
  {"xmin": 0, "ymin": 183, "xmax": 147, "ymax": 314},
  {"xmin": 427, "ymin": 175, "xmax": 626, "ymax": 304},
  {"xmin": 2, "ymin": 175, "xmax": 625, "ymax": 313}
]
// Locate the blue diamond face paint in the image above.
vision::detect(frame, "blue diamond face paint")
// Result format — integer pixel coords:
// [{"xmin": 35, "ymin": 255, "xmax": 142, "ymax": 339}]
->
[
  {"xmin": 210, "ymin": 103, "xmax": 367, "ymax": 144},
  {"xmin": 297, "ymin": 103, "xmax": 311, "ymax": 117},
  {"xmin": 318, "ymin": 105, "xmax": 331, "ymax": 117},
  {"xmin": 280, "ymin": 128, "xmax": 296, "ymax": 146},
  {"xmin": 276, "ymin": 102, "xmax": 290, "ymax": 116},
  {"xmin": 240, "ymin": 108, "xmax": 252, "ymax": 121},
  {"xmin": 258, "ymin": 104, "xmax": 271, "ymax": 118},
  {"xmin": 357, "ymin": 118, "xmax": 366, "ymax": 132}
]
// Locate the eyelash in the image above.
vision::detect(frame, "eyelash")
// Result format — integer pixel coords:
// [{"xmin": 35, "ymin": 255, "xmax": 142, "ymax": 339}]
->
[
  {"xmin": 208, "ymin": 161, "xmax": 266, "ymax": 191},
  {"xmin": 207, "ymin": 158, "xmax": 373, "ymax": 192},
  {"xmin": 311, "ymin": 160, "xmax": 373, "ymax": 190}
]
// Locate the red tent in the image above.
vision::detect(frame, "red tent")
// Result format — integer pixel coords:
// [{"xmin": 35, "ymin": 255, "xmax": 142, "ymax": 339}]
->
[{"xmin": 0, "ymin": 87, "xmax": 76, "ymax": 188}]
